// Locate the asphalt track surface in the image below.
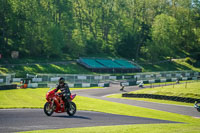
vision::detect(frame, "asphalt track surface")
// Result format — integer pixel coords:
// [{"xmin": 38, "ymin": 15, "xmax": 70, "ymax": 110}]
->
[
  {"xmin": 0, "ymin": 109, "xmax": 178, "ymax": 133},
  {"xmin": 74, "ymin": 84, "xmax": 200, "ymax": 117},
  {"xmin": 0, "ymin": 84, "xmax": 198, "ymax": 132}
]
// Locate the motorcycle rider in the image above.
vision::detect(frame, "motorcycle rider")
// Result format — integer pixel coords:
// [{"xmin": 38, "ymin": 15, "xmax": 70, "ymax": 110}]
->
[
  {"xmin": 138, "ymin": 81, "xmax": 144, "ymax": 88},
  {"xmin": 55, "ymin": 77, "xmax": 71, "ymax": 108}
]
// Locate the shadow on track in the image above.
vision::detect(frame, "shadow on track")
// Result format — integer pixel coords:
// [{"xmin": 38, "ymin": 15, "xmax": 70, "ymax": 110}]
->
[{"xmin": 53, "ymin": 115, "xmax": 91, "ymax": 120}]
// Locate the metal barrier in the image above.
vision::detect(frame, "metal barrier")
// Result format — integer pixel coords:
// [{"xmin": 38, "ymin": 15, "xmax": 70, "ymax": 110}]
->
[{"xmin": 0, "ymin": 73, "xmax": 16, "ymax": 85}]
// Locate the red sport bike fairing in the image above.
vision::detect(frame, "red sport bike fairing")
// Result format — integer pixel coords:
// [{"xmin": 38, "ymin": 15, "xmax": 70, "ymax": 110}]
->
[{"xmin": 44, "ymin": 88, "xmax": 77, "ymax": 116}]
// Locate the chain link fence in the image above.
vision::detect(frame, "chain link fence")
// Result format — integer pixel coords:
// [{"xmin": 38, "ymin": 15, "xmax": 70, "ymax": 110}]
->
[
  {"xmin": 0, "ymin": 70, "xmax": 199, "ymax": 88},
  {"xmin": 28, "ymin": 74, "xmax": 112, "ymax": 84},
  {"xmin": 0, "ymin": 73, "xmax": 15, "ymax": 85}
]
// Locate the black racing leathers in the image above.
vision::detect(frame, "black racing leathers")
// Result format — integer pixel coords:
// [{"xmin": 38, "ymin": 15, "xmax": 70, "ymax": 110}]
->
[{"xmin": 55, "ymin": 83, "xmax": 71, "ymax": 108}]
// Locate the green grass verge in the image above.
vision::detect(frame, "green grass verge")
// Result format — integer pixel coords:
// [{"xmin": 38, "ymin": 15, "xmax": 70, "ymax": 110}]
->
[
  {"xmin": 108, "ymin": 94, "xmax": 194, "ymax": 106},
  {"xmin": 0, "ymin": 87, "xmax": 102, "ymax": 109},
  {"xmin": 21, "ymin": 123, "xmax": 200, "ymax": 133},
  {"xmin": 107, "ymin": 82, "xmax": 200, "ymax": 106},
  {"xmin": 0, "ymin": 87, "xmax": 200, "ymax": 133},
  {"xmin": 128, "ymin": 82, "xmax": 200, "ymax": 99},
  {"xmin": 143, "ymin": 80, "xmax": 190, "ymax": 86}
]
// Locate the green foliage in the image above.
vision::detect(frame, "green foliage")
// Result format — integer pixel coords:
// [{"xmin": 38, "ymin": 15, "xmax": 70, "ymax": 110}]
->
[
  {"xmin": 116, "ymin": 32, "xmax": 137, "ymax": 59},
  {"xmin": 0, "ymin": 0, "xmax": 200, "ymax": 61},
  {"xmin": 148, "ymin": 14, "xmax": 180, "ymax": 60},
  {"xmin": 85, "ymin": 37, "xmax": 103, "ymax": 54}
]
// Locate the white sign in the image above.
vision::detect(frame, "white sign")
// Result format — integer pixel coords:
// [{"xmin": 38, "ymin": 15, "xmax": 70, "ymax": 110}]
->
[
  {"xmin": 135, "ymin": 75, "xmax": 140, "ymax": 78},
  {"xmin": 82, "ymin": 83, "xmax": 90, "ymax": 87},
  {"xmin": 149, "ymin": 80, "xmax": 155, "ymax": 83},
  {"xmin": 194, "ymin": 72, "xmax": 199, "ymax": 76},
  {"xmin": 0, "ymin": 79, "xmax": 3, "ymax": 83},
  {"xmin": 192, "ymin": 77, "xmax": 197, "ymax": 80},
  {"xmin": 145, "ymin": 75, "xmax": 151, "ymax": 78},
  {"xmin": 166, "ymin": 74, "xmax": 171, "ymax": 77},
  {"xmin": 160, "ymin": 79, "xmax": 166, "ymax": 82},
  {"xmin": 68, "ymin": 84, "xmax": 74, "ymax": 88},
  {"xmin": 98, "ymin": 83, "xmax": 105, "ymax": 87},
  {"xmin": 47, "ymin": 84, "xmax": 57, "ymax": 88},
  {"xmin": 94, "ymin": 76, "xmax": 102, "ymax": 80},
  {"xmin": 176, "ymin": 74, "xmax": 181, "ymax": 77},
  {"xmin": 109, "ymin": 76, "xmax": 116, "ymax": 80},
  {"xmin": 32, "ymin": 78, "xmax": 42, "ymax": 82},
  {"xmin": 124, "ymin": 76, "xmax": 132, "ymax": 79},
  {"xmin": 171, "ymin": 78, "xmax": 177, "ymax": 82},
  {"xmin": 121, "ymin": 82, "xmax": 129, "ymax": 86},
  {"xmin": 185, "ymin": 73, "xmax": 190, "ymax": 77},
  {"xmin": 136, "ymin": 81, "xmax": 143, "ymax": 85},
  {"xmin": 12, "ymin": 78, "xmax": 21, "ymax": 82},
  {"xmin": 28, "ymin": 83, "xmax": 38, "ymax": 88},
  {"xmin": 78, "ymin": 76, "xmax": 87, "ymax": 80},
  {"xmin": 182, "ymin": 77, "xmax": 188, "ymax": 80},
  {"xmin": 50, "ymin": 77, "xmax": 60, "ymax": 82},
  {"xmin": 156, "ymin": 74, "xmax": 161, "ymax": 78}
]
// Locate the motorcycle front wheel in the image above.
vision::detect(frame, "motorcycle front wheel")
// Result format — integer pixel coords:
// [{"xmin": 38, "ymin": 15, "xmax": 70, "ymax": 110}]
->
[
  {"xmin": 195, "ymin": 102, "xmax": 200, "ymax": 112},
  {"xmin": 66, "ymin": 102, "xmax": 76, "ymax": 116},
  {"xmin": 44, "ymin": 102, "xmax": 54, "ymax": 116}
]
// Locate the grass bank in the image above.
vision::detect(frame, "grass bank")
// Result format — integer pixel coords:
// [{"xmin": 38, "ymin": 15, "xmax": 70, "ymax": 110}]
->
[
  {"xmin": 0, "ymin": 62, "xmax": 93, "ymax": 77},
  {"xmin": 128, "ymin": 82, "xmax": 200, "ymax": 99},
  {"xmin": 141, "ymin": 58, "xmax": 200, "ymax": 72},
  {"xmin": 108, "ymin": 81, "xmax": 200, "ymax": 106},
  {"xmin": 1, "ymin": 58, "xmax": 199, "ymax": 77}
]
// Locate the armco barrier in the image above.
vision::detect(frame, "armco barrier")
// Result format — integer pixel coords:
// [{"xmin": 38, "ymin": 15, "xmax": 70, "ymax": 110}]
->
[
  {"xmin": 121, "ymin": 76, "xmax": 199, "ymax": 86},
  {"xmin": 27, "ymin": 82, "xmax": 110, "ymax": 88},
  {"xmin": 0, "ymin": 84, "xmax": 17, "ymax": 90},
  {"xmin": 122, "ymin": 93, "xmax": 200, "ymax": 103}
]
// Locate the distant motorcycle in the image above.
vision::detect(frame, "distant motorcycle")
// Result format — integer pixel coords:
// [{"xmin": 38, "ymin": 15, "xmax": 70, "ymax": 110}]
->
[
  {"xmin": 194, "ymin": 101, "xmax": 200, "ymax": 112},
  {"xmin": 44, "ymin": 88, "xmax": 77, "ymax": 116},
  {"xmin": 138, "ymin": 81, "xmax": 144, "ymax": 88}
]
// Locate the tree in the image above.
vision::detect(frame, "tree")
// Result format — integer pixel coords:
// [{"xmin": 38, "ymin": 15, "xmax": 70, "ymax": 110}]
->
[{"xmin": 148, "ymin": 14, "xmax": 180, "ymax": 60}]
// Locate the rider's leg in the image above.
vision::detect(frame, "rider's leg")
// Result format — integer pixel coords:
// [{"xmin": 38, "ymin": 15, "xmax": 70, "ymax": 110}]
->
[{"xmin": 62, "ymin": 96, "xmax": 70, "ymax": 108}]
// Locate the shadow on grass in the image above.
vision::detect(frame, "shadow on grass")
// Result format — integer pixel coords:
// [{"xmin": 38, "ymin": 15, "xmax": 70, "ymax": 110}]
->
[{"xmin": 142, "ymin": 61, "xmax": 193, "ymax": 72}]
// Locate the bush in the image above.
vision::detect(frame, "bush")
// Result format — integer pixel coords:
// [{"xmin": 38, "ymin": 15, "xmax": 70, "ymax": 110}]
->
[{"xmin": 185, "ymin": 57, "xmax": 196, "ymax": 65}]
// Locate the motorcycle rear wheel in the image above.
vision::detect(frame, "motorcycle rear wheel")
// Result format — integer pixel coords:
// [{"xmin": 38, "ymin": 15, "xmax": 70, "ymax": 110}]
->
[
  {"xmin": 67, "ymin": 102, "xmax": 76, "ymax": 116},
  {"xmin": 44, "ymin": 102, "xmax": 54, "ymax": 116}
]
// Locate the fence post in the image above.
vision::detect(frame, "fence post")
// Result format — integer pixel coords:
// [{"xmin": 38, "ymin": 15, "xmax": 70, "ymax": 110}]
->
[{"xmin": 185, "ymin": 81, "xmax": 187, "ymax": 88}]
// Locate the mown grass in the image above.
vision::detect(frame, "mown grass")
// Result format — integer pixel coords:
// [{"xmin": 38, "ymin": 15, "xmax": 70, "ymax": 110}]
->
[
  {"xmin": 0, "ymin": 87, "xmax": 200, "ymax": 133},
  {"xmin": 108, "ymin": 81, "xmax": 200, "ymax": 106},
  {"xmin": 128, "ymin": 82, "xmax": 200, "ymax": 99},
  {"xmin": 22, "ymin": 123, "xmax": 200, "ymax": 133},
  {"xmin": 1, "ymin": 88, "xmax": 193, "ymax": 122},
  {"xmin": 1, "ymin": 58, "xmax": 199, "ymax": 77},
  {"xmin": 0, "ymin": 87, "xmax": 101, "ymax": 109},
  {"xmin": 0, "ymin": 62, "xmax": 93, "ymax": 77},
  {"xmin": 141, "ymin": 58, "xmax": 200, "ymax": 72}
]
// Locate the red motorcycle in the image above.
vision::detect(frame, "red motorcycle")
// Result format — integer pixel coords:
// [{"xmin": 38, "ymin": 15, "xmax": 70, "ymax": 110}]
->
[{"xmin": 44, "ymin": 88, "xmax": 77, "ymax": 116}]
